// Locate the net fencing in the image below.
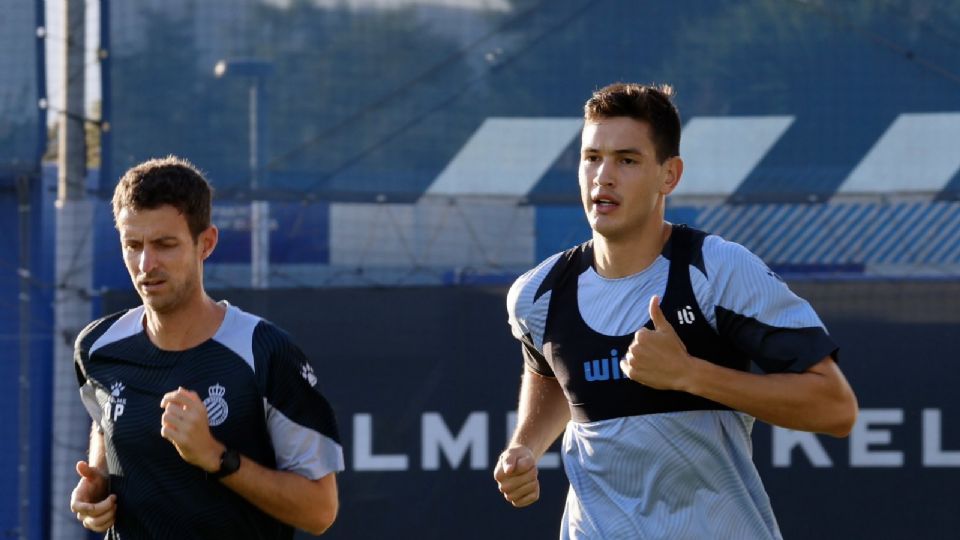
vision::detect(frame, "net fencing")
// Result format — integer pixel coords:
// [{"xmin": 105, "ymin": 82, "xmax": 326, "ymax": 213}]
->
[{"xmin": 10, "ymin": 0, "xmax": 960, "ymax": 538}]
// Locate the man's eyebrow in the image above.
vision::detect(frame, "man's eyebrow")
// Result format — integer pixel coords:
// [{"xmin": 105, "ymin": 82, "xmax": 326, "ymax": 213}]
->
[
  {"xmin": 580, "ymin": 147, "xmax": 644, "ymax": 154},
  {"xmin": 121, "ymin": 235, "xmax": 179, "ymax": 242}
]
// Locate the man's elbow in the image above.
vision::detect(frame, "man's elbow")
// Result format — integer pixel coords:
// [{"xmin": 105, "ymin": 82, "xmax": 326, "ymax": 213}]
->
[
  {"xmin": 824, "ymin": 389, "xmax": 859, "ymax": 438},
  {"xmin": 303, "ymin": 499, "xmax": 338, "ymax": 536},
  {"xmin": 810, "ymin": 359, "xmax": 858, "ymax": 438}
]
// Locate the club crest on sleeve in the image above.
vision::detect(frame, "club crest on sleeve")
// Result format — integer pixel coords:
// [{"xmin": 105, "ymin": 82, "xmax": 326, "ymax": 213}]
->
[
  {"xmin": 301, "ymin": 363, "xmax": 318, "ymax": 387},
  {"xmin": 203, "ymin": 383, "xmax": 229, "ymax": 427}
]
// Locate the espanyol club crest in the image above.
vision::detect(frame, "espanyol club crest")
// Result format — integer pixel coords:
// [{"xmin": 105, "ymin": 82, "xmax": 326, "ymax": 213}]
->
[{"xmin": 203, "ymin": 383, "xmax": 229, "ymax": 427}]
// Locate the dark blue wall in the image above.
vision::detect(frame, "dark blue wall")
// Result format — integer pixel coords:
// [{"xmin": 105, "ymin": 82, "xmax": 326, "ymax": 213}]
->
[{"xmin": 99, "ymin": 282, "xmax": 960, "ymax": 539}]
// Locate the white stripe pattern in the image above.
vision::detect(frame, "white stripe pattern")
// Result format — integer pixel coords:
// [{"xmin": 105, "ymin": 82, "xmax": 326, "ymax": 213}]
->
[
  {"xmin": 676, "ymin": 116, "xmax": 795, "ymax": 197},
  {"xmin": 421, "ymin": 113, "xmax": 959, "ymax": 199},
  {"xmin": 424, "ymin": 117, "xmax": 583, "ymax": 198},
  {"xmin": 838, "ymin": 112, "xmax": 960, "ymax": 196},
  {"xmin": 693, "ymin": 202, "xmax": 960, "ymax": 267}
]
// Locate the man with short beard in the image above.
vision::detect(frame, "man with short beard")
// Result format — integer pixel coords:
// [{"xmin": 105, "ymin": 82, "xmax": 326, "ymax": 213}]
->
[{"xmin": 70, "ymin": 156, "xmax": 342, "ymax": 538}]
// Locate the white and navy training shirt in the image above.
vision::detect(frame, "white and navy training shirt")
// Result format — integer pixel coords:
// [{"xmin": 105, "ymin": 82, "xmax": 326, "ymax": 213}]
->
[{"xmin": 507, "ymin": 225, "xmax": 838, "ymax": 540}]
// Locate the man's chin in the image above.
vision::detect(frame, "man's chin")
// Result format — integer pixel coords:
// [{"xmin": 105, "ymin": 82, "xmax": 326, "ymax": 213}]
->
[
  {"xmin": 589, "ymin": 218, "xmax": 622, "ymax": 238},
  {"xmin": 140, "ymin": 295, "xmax": 176, "ymax": 314},
  {"xmin": 592, "ymin": 224, "xmax": 640, "ymax": 245}
]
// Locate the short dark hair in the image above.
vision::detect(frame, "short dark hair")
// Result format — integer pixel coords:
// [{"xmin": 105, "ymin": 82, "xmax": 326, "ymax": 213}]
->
[
  {"xmin": 584, "ymin": 83, "xmax": 681, "ymax": 163},
  {"xmin": 112, "ymin": 155, "xmax": 213, "ymax": 240}
]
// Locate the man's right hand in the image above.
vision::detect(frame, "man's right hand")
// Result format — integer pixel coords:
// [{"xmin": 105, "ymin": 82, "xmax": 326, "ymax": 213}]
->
[
  {"xmin": 493, "ymin": 446, "xmax": 540, "ymax": 507},
  {"xmin": 70, "ymin": 460, "xmax": 116, "ymax": 532}
]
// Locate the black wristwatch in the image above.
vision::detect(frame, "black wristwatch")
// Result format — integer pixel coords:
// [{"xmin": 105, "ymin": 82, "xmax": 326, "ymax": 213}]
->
[{"xmin": 210, "ymin": 448, "xmax": 241, "ymax": 479}]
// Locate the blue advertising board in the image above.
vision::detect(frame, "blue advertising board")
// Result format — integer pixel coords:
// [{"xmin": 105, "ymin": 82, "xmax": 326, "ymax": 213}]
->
[{"xmin": 99, "ymin": 282, "xmax": 960, "ymax": 539}]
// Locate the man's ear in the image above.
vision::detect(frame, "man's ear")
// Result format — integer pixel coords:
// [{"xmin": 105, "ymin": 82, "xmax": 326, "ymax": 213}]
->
[
  {"xmin": 660, "ymin": 156, "xmax": 684, "ymax": 195},
  {"xmin": 199, "ymin": 225, "xmax": 218, "ymax": 260}
]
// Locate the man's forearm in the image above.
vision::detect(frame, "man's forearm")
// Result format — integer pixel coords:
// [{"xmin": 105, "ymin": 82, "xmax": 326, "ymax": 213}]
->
[
  {"xmin": 684, "ymin": 356, "xmax": 857, "ymax": 437},
  {"xmin": 510, "ymin": 368, "xmax": 571, "ymax": 458},
  {"xmin": 159, "ymin": 387, "xmax": 338, "ymax": 534},
  {"xmin": 220, "ymin": 456, "xmax": 338, "ymax": 536}
]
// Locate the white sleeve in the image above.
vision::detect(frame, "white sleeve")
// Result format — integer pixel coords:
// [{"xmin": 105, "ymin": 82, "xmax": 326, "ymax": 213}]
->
[
  {"xmin": 507, "ymin": 252, "xmax": 562, "ymax": 376},
  {"xmin": 703, "ymin": 235, "xmax": 838, "ymax": 373}
]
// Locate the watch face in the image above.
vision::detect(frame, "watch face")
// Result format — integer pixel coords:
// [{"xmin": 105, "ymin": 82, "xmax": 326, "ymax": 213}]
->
[{"xmin": 216, "ymin": 449, "xmax": 241, "ymax": 479}]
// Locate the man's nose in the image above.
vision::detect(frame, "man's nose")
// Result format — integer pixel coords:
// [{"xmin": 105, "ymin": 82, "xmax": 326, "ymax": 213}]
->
[
  {"xmin": 138, "ymin": 246, "xmax": 157, "ymax": 274},
  {"xmin": 594, "ymin": 157, "xmax": 615, "ymax": 186}
]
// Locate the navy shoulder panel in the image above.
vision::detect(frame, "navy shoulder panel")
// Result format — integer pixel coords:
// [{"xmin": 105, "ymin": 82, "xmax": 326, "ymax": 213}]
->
[
  {"xmin": 662, "ymin": 225, "xmax": 709, "ymax": 277},
  {"xmin": 534, "ymin": 240, "xmax": 593, "ymax": 303},
  {"xmin": 75, "ymin": 310, "xmax": 130, "ymax": 353},
  {"xmin": 74, "ymin": 309, "xmax": 132, "ymax": 387}
]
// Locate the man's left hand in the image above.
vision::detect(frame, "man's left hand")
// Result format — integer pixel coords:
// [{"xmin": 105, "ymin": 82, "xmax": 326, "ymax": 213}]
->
[
  {"xmin": 160, "ymin": 387, "xmax": 223, "ymax": 472},
  {"xmin": 621, "ymin": 295, "xmax": 695, "ymax": 391}
]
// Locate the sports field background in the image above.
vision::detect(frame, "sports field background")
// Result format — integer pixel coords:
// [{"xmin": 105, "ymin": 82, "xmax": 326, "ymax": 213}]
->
[{"xmin": 2, "ymin": 1, "xmax": 959, "ymax": 538}]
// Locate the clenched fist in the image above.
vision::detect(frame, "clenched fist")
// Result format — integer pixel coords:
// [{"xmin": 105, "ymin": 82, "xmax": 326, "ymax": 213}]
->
[{"xmin": 493, "ymin": 446, "xmax": 540, "ymax": 508}]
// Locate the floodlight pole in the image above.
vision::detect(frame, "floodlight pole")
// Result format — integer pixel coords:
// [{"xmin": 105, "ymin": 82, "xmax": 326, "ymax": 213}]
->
[
  {"xmin": 52, "ymin": 0, "xmax": 94, "ymax": 539},
  {"xmin": 248, "ymin": 80, "xmax": 268, "ymax": 289},
  {"xmin": 214, "ymin": 59, "xmax": 273, "ymax": 289}
]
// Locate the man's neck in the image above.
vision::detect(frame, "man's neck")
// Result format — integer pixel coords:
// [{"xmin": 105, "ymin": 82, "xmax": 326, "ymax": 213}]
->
[
  {"xmin": 593, "ymin": 220, "xmax": 672, "ymax": 279},
  {"xmin": 143, "ymin": 294, "xmax": 226, "ymax": 351}
]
